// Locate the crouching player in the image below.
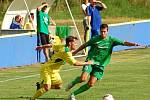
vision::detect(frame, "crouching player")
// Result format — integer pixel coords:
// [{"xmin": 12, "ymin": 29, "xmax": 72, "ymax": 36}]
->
[{"xmin": 30, "ymin": 36, "xmax": 94, "ymax": 100}]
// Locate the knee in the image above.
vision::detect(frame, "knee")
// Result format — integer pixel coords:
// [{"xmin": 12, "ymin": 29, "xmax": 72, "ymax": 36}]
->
[
  {"xmin": 44, "ymin": 85, "xmax": 50, "ymax": 91},
  {"xmin": 80, "ymin": 75, "xmax": 88, "ymax": 82},
  {"xmin": 87, "ymin": 82, "xmax": 94, "ymax": 87},
  {"xmin": 80, "ymin": 77, "xmax": 87, "ymax": 82}
]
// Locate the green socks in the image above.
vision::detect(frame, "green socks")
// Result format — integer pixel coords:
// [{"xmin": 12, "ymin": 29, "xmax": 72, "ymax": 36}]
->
[
  {"xmin": 72, "ymin": 83, "xmax": 90, "ymax": 96},
  {"xmin": 71, "ymin": 76, "xmax": 81, "ymax": 85}
]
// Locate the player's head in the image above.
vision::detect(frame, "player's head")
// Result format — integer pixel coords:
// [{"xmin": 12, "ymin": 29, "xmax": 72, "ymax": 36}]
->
[
  {"xmin": 100, "ymin": 24, "xmax": 109, "ymax": 39},
  {"xmin": 15, "ymin": 15, "xmax": 23, "ymax": 23},
  {"xmin": 66, "ymin": 36, "xmax": 78, "ymax": 50},
  {"xmin": 41, "ymin": 2, "xmax": 48, "ymax": 12},
  {"xmin": 90, "ymin": 0, "xmax": 96, "ymax": 6}
]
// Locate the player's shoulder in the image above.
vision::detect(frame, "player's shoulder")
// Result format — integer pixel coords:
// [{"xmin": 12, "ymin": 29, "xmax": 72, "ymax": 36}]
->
[
  {"xmin": 64, "ymin": 46, "xmax": 70, "ymax": 52},
  {"xmin": 52, "ymin": 44, "xmax": 65, "ymax": 52},
  {"xmin": 109, "ymin": 35, "xmax": 119, "ymax": 40},
  {"xmin": 92, "ymin": 35, "xmax": 101, "ymax": 40}
]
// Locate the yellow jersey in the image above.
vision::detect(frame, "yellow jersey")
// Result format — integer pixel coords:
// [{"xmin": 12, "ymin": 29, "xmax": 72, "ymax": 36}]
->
[{"xmin": 41, "ymin": 45, "xmax": 76, "ymax": 73}]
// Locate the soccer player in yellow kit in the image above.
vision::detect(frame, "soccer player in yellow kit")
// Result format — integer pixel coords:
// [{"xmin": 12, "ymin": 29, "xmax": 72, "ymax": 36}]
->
[{"xmin": 30, "ymin": 36, "xmax": 93, "ymax": 100}]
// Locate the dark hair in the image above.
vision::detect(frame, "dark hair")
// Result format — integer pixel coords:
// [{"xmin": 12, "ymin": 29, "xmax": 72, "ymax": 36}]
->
[
  {"xmin": 42, "ymin": 2, "xmax": 47, "ymax": 9},
  {"xmin": 100, "ymin": 24, "xmax": 108, "ymax": 30},
  {"xmin": 42, "ymin": 2, "xmax": 47, "ymax": 5},
  {"xmin": 15, "ymin": 15, "xmax": 20, "ymax": 20},
  {"xmin": 66, "ymin": 36, "xmax": 78, "ymax": 46}
]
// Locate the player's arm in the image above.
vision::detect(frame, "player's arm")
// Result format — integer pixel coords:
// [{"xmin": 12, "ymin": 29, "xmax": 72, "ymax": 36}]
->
[
  {"xmin": 64, "ymin": 52, "xmax": 93, "ymax": 66},
  {"xmin": 36, "ymin": 44, "xmax": 52, "ymax": 50},
  {"xmin": 96, "ymin": 1, "xmax": 107, "ymax": 10},
  {"xmin": 50, "ymin": 18, "xmax": 56, "ymax": 26},
  {"xmin": 87, "ymin": 16, "xmax": 91, "ymax": 28},
  {"xmin": 72, "ymin": 42, "xmax": 87, "ymax": 55},
  {"xmin": 37, "ymin": 3, "xmax": 48, "ymax": 11},
  {"xmin": 73, "ymin": 60, "xmax": 93, "ymax": 66},
  {"xmin": 86, "ymin": 6, "xmax": 91, "ymax": 29},
  {"xmin": 124, "ymin": 41, "xmax": 141, "ymax": 46}
]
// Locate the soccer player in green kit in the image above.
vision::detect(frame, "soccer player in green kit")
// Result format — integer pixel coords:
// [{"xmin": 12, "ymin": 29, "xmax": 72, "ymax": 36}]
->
[
  {"xmin": 66, "ymin": 24, "xmax": 141, "ymax": 100},
  {"xmin": 37, "ymin": 2, "xmax": 56, "ymax": 62}
]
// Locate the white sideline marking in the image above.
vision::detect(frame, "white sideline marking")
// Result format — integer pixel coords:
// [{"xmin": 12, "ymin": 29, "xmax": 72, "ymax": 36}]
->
[
  {"xmin": 0, "ymin": 74, "xmax": 39, "ymax": 83},
  {"xmin": 0, "ymin": 53, "xmax": 150, "ymax": 83},
  {"xmin": 109, "ymin": 20, "xmax": 150, "ymax": 26},
  {"xmin": 0, "ymin": 67, "xmax": 79, "ymax": 83}
]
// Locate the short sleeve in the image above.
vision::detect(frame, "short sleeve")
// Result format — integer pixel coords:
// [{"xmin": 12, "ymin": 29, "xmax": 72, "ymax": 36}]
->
[
  {"xmin": 62, "ymin": 52, "xmax": 77, "ymax": 65},
  {"xmin": 81, "ymin": 4, "xmax": 87, "ymax": 11},
  {"xmin": 112, "ymin": 37, "xmax": 124, "ymax": 46}
]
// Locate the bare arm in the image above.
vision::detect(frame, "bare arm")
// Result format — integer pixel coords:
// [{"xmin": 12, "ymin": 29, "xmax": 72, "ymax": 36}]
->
[
  {"xmin": 87, "ymin": 16, "xmax": 91, "ymax": 27},
  {"xmin": 50, "ymin": 18, "xmax": 56, "ymax": 25},
  {"xmin": 73, "ymin": 60, "xmax": 93, "ymax": 66},
  {"xmin": 36, "ymin": 44, "xmax": 52, "ymax": 50},
  {"xmin": 124, "ymin": 41, "xmax": 141, "ymax": 46},
  {"xmin": 37, "ymin": 3, "xmax": 48, "ymax": 11},
  {"xmin": 82, "ymin": 9, "xmax": 87, "ymax": 16},
  {"xmin": 96, "ymin": 1, "xmax": 107, "ymax": 10},
  {"xmin": 72, "ymin": 43, "xmax": 87, "ymax": 55}
]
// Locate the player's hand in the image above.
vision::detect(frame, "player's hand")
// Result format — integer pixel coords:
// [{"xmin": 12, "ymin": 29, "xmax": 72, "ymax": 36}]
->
[
  {"xmin": 85, "ymin": 60, "xmax": 93, "ymax": 65},
  {"xmin": 86, "ymin": 26, "xmax": 89, "ymax": 30},
  {"xmin": 35, "ymin": 46, "xmax": 43, "ymax": 50},
  {"xmin": 43, "ymin": 3, "xmax": 48, "ymax": 6},
  {"xmin": 49, "ymin": 34, "xmax": 54, "ymax": 39},
  {"xmin": 86, "ymin": 25, "xmax": 91, "ymax": 30}
]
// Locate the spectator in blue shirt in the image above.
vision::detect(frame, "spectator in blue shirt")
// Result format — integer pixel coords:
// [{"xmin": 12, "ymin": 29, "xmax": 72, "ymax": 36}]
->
[
  {"xmin": 10, "ymin": 15, "xmax": 24, "ymax": 29},
  {"xmin": 87, "ymin": 0, "xmax": 107, "ymax": 38}
]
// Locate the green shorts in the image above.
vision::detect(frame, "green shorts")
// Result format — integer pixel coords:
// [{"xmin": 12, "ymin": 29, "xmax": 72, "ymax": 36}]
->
[{"xmin": 82, "ymin": 65, "xmax": 104, "ymax": 80}]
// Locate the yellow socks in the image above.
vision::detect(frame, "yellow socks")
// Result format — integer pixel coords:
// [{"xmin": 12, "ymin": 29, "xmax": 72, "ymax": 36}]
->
[{"xmin": 31, "ymin": 87, "xmax": 46, "ymax": 100}]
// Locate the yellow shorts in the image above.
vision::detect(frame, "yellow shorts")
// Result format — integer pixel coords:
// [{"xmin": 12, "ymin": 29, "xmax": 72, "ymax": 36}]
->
[{"xmin": 40, "ymin": 67, "xmax": 62, "ymax": 85}]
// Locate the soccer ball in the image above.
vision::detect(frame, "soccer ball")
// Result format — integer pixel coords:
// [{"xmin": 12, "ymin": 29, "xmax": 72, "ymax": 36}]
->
[{"xmin": 103, "ymin": 94, "xmax": 114, "ymax": 100}]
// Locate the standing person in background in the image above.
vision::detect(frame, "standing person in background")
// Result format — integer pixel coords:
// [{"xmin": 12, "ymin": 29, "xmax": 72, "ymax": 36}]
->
[
  {"xmin": 87, "ymin": 0, "xmax": 107, "ymax": 38},
  {"xmin": 37, "ymin": 2, "xmax": 56, "ymax": 62},
  {"xmin": 24, "ymin": 13, "xmax": 35, "ymax": 30},
  {"xmin": 81, "ymin": 0, "xmax": 90, "ymax": 42}
]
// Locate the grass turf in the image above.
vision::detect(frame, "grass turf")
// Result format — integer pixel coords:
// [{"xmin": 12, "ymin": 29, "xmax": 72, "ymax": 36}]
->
[{"xmin": 0, "ymin": 48, "xmax": 150, "ymax": 100}]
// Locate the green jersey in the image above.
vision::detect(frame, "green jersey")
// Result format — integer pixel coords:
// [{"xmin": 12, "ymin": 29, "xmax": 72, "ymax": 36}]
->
[
  {"xmin": 37, "ymin": 10, "xmax": 50, "ymax": 34},
  {"xmin": 85, "ymin": 35, "xmax": 124, "ymax": 69}
]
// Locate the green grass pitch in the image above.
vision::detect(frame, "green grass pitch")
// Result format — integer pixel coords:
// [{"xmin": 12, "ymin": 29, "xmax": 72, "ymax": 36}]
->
[{"xmin": 0, "ymin": 48, "xmax": 150, "ymax": 100}]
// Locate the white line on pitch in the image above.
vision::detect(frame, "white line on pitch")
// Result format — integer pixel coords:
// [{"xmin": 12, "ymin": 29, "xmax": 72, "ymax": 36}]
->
[
  {"xmin": 0, "ymin": 54, "xmax": 149, "ymax": 83},
  {"xmin": 0, "ymin": 67, "xmax": 80, "ymax": 83}
]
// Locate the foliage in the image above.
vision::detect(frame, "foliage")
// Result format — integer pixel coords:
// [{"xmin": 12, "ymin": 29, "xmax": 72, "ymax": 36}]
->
[{"xmin": 0, "ymin": 0, "xmax": 150, "ymax": 26}]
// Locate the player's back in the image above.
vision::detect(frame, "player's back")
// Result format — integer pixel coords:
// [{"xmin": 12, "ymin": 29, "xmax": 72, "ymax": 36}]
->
[{"xmin": 43, "ymin": 45, "xmax": 71, "ymax": 72}]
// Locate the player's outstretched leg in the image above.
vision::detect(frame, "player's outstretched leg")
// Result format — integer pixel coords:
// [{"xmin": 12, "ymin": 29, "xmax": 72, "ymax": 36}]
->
[
  {"xmin": 69, "ymin": 75, "xmax": 97, "ymax": 99},
  {"xmin": 30, "ymin": 84, "xmax": 50, "ymax": 100},
  {"xmin": 69, "ymin": 83, "xmax": 90, "ymax": 100},
  {"xmin": 65, "ymin": 76, "xmax": 81, "ymax": 92}
]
